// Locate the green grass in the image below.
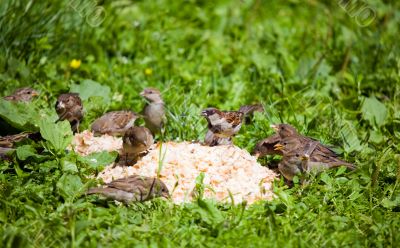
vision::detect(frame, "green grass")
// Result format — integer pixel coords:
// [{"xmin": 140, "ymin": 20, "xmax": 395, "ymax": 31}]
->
[{"xmin": 1, "ymin": 0, "xmax": 400, "ymax": 247}]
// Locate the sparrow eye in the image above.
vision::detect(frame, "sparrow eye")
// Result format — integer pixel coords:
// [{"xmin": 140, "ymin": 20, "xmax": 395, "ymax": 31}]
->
[{"xmin": 295, "ymin": 154, "xmax": 299, "ymax": 157}]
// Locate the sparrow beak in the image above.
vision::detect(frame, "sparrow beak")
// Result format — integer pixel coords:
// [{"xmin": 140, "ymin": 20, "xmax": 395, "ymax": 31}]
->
[
  {"xmin": 270, "ymin": 124, "xmax": 279, "ymax": 132},
  {"xmin": 31, "ymin": 92, "xmax": 39, "ymax": 97},
  {"xmin": 200, "ymin": 110, "xmax": 208, "ymax": 117},
  {"xmin": 140, "ymin": 91, "xmax": 146, "ymax": 96},
  {"xmin": 57, "ymin": 101, "xmax": 65, "ymax": 108},
  {"xmin": 161, "ymin": 192, "xmax": 171, "ymax": 199},
  {"xmin": 253, "ymin": 152, "xmax": 260, "ymax": 158},
  {"xmin": 301, "ymin": 155, "xmax": 309, "ymax": 161},
  {"xmin": 273, "ymin": 143, "xmax": 284, "ymax": 151}
]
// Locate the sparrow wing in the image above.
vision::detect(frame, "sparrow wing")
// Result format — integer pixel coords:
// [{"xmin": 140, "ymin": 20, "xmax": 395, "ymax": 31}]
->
[
  {"xmin": 254, "ymin": 134, "xmax": 282, "ymax": 156},
  {"xmin": 106, "ymin": 175, "xmax": 150, "ymax": 192},
  {"xmin": 92, "ymin": 111, "xmax": 136, "ymax": 134},
  {"xmin": 56, "ymin": 110, "xmax": 72, "ymax": 122},
  {"xmin": 223, "ymin": 111, "xmax": 243, "ymax": 127},
  {"xmin": 86, "ymin": 187, "xmax": 140, "ymax": 203},
  {"xmin": 0, "ymin": 132, "xmax": 31, "ymax": 147},
  {"xmin": 301, "ymin": 136, "xmax": 338, "ymax": 157},
  {"xmin": 304, "ymin": 141, "xmax": 318, "ymax": 156},
  {"xmin": 143, "ymin": 103, "xmax": 165, "ymax": 134},
  {"xmin": 261, "ymin": 134, "xmax": 281, "ymax": 145},
  {"xmin": 107, "ymin": 175, "xmax": 163, "ymax": 201},
  {"xmin": 310, "ymin": 150, "xmax": 354, "ymax": 170}
]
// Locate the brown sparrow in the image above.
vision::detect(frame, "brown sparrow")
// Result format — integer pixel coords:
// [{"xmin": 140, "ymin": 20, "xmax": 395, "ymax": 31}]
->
[
  {"xmin": 140, "ymin": 88, "xmax": 165, "ymax": 135},
  {"xmin": 201, "ymin": 108, "xmax": 244, "ymax": 139},
  {"xmin": 0, "ymin": 132, "xmax": 32, "ymax": 148},
  {"xmin": 276, "ymin": 142, "xmax": 318, "ymax": 182},
  {"xmin": 55, "ymin": 93, "xmax": 83, "ymax": 133},
  {"xmin": 278, "ymin": 151, "xmax": 304, "ymax": 181},
  {"xmin": 122, "ymin": 126, "xmax": 154, "ymax": 164},
  {"xmin": 201, "ymin": 104, "xmax": 263, "ymax": 142},
  {"xmin": 253, "ymin": 133, "xmax": 282, "ymax": 157},
  {"xmin": 274, "ymin": 137, "xmax": 355, "ymax": 181},
  {"xmin": 271, "ymin": 124, "xmax": 338, "ymax": 158},
  {"xmin": 3, "ymin": 87, "xmax": 39, "ymax": 102},
  {"xmin": 91, "ymin": 110, "xmax": 140, "ymax": 136},
  {"xmin": 87, "ymin": 175, "xmax": 170, "ymax": 204}
]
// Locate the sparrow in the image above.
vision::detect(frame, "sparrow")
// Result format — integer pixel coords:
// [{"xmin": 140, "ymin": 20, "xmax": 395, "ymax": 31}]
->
[
  {"xmin": 201, "ymin": 108, "xmax": 244, "ymax": 139},
  {"xmin": 140, "ymin": 88, "xmax": 165, "ymax": 135},
  {"xmin": 91, "ymin": 110, "xmax": 141, "ymax": 136},
  {"xmin": 0, "ymin": 132, "xmax": 32, "ymax": 148},
  {"xmin": 271, "ymin": 124, "xmax": 338, "ymax": 158},
  {"xmin": 275, "ymin": 138, "xmax": 355, "ymax": 181},
  {"xmin": 0, "ymin": 132, "xmax": 35, "ymax": 161},
  {"xmin": 87, "ymin": 175, "xmax": 170, "ymax": 204},
  {"xmin": 203, "ymin": 129, "xmax": 233, "ymax": 146},
  {"xmin": 278, "ymin": 151, "xmax": 304, "ymax": 181},
  {"xmin": 3, "ymin": 87, "xmax": 39, "ymax": 102},
  {"xmin": 122, "ymin": 126, "xmax": 154, "ymax": 164},
  {"xmin": 253, "ymin": 133, "xmax": 282, "ymax": 158},
  {"xmin": 201, "ymin": 104, "xmax": 263, "ymax": 140},
  {"xmin": 55, "ymin": 93, "xmax": 84, "ymax": 133},
  {"xmin": 276, "ymin": 142, "xmax": 320, "ymax": 182}
]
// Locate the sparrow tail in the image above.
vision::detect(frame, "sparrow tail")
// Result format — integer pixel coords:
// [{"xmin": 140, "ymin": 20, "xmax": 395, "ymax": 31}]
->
[
  {"xmin": 344, "ymin": 162, "xmax": 356, "ymax": 170},
  {"xmin": 238, "ymin": 104, "xmax": 264, "ymax": 116}
]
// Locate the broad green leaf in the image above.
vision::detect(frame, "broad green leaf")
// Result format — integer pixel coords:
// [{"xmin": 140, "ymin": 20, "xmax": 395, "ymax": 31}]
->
[
  {"xmin": 39, "ymin": 118, "xmax": 73, "ymax": 152},
  {"xmin": 61, "ymin": 158, "xmax": 78, "ymax": 173},
  {"xmin": 381, "ymin": 196, "xmax": 400, "ymax": 209},
  {"xmin": 77, "ymin": 151, "xmax": 118, "ymax": 170},
  {"xmin": 335, "ymin": 166, "xmax": 347, "ymax": 176},
  {"xmin": 70, "ymin": 79, "xmax": 111, "ymax": 104},
  {"xmin": 369, "ymin": 130, "xmax": 385, "ymax": 144},
  {"xmin": 16, "ymin": 145, "xmax": 45, "ymax": 160},
  {"xmin": 361, "ymin": 96, "xmax": 387, "ymax": 127},
  {"xmin": 196, "ymin": 199, "xmax": 224, "ymax": 224},
  {"xmin": 56, "ymin": 174, "xmax": 83, "ymax": 200},
  {"xmin": 340, "ymin": 121, "xmax": 363, "ymax": 153},
  {"xmin": 0, "ymin": 98, "xmax": 40, "ymax": 131},
  {"xmin": 38, "ymin": 160, "xmax": 59, "ymax": 174}
]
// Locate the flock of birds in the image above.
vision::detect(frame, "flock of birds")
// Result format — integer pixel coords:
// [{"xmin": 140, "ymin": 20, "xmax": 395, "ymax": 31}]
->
[{"xmin": 1, "ymin": 86, "xmax": 355, "ymax": 203}]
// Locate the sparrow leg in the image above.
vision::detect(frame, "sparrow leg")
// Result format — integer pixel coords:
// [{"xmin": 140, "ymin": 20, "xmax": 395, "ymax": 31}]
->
[
  {"xmin": 75, "ymin": 120, "xmax": 80, "ymax": 133},
  {"xmin": 301, "ymin": 179, "xmax": 310, "ymax": 186},
  {"xmin": 139, "ymin": 188, "xmax": 144, "ymax": 201}
]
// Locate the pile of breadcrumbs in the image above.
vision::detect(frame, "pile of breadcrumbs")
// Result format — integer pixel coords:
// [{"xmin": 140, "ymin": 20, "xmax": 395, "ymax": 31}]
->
[{"xmin": 72, "ymin": 131, "xmax": 277, "ymax": 204}]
